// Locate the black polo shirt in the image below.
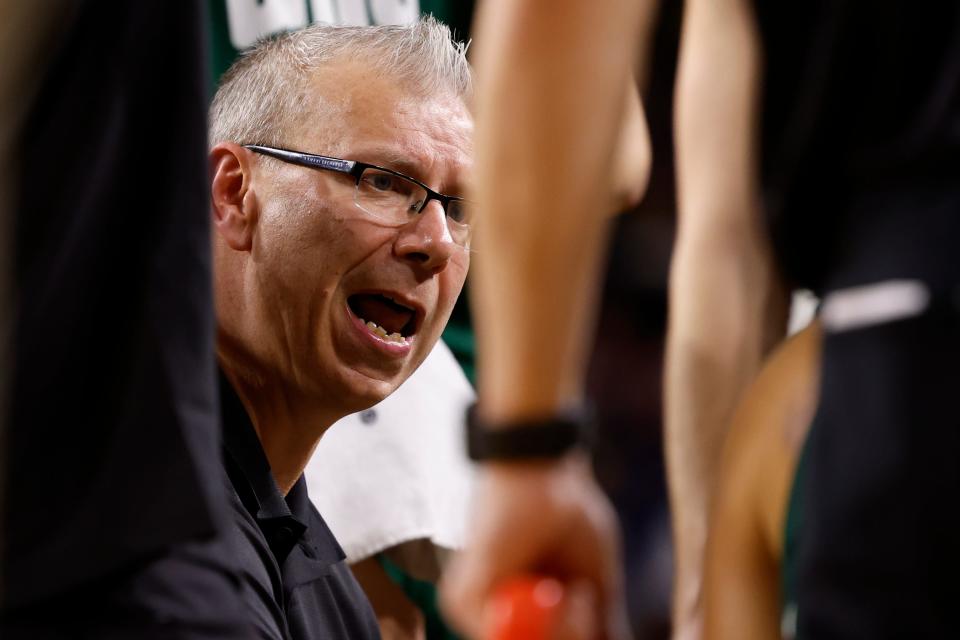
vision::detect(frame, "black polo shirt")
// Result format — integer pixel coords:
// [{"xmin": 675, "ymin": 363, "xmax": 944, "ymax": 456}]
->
[{"xmin": 220, "ymin": 374, "xmax": 381, "ymax": 640}]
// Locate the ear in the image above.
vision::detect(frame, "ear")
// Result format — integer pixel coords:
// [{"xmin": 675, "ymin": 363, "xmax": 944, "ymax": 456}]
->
[{"xmin": 210, "ymin": 142, "xmax": 258, "ymax": 251}]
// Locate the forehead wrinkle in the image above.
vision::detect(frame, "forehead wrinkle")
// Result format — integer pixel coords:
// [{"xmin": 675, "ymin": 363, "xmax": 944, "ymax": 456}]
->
[{"xmin": 385, "ymin": 105, "xmax": 473, "ymax": 188}]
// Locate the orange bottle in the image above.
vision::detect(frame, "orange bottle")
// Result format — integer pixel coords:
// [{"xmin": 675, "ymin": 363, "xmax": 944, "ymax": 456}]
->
[{"xmin": 489, "ymin": 576, "xmax": 564, "ymax": 640}]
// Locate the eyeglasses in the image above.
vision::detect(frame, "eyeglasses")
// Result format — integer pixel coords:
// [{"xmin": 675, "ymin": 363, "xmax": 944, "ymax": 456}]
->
[{"xmin": 244, "ymin": 145, "xmax": 473, "ymax": 248}]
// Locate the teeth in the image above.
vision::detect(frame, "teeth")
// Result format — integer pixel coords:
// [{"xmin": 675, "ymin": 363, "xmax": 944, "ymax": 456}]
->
[
  {"xmin": 362, "ymin": 319, "xmax": 408, "ymax": 345},
  {"xmin": 364, "ymin": 319, "xmax": 386, "ymax": 337}
]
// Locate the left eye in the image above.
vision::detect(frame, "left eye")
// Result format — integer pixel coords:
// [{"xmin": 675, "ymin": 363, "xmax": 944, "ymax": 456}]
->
[
  {"xmin": 362, "ymin": 170, "xmax": 417, "ymax": 197},
  {"xmin": 370, "ymin": 173, "xmax": 396, "ymax": 191}
]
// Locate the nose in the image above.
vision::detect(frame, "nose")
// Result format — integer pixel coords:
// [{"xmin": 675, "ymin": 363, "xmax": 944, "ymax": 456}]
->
[{"xmin": 394, "ymin": 200, "xmax": 457, "ymax": 274}]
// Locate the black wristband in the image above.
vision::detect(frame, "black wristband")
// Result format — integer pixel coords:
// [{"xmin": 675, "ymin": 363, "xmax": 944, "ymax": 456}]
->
[{"xmin": 465, "ymin": 403, "xmax": 593, "ymax": 461}]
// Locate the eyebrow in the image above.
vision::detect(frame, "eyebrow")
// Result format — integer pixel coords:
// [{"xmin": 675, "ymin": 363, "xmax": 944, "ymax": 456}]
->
[
  {"xmin": 351, "ymin": 146, "xmax": 468, "ymax": 197},
  {"xmin": 350, "ymin": 147, "xmax": 421, "ymax": 179}
]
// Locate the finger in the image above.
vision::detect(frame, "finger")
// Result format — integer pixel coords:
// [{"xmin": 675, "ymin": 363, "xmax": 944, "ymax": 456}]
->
[{"xmin": 552, "ymin": 580, "xmax": 597, "ymax": 640}]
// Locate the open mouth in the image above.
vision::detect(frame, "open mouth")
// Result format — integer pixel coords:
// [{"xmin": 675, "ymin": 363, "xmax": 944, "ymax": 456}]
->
[{"xmin": 347, "ymin": 293, "xmax": 418, "ymax": 346}]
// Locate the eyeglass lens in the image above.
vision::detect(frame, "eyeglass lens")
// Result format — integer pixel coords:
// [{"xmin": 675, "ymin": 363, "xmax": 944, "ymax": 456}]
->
[{"xmin": 354, "ymin": 167, "xmax": 471, "ymax": 245}]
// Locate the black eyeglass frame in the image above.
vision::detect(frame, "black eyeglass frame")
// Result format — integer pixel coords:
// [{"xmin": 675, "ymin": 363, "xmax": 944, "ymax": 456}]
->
[{"xmin": 244, "ymin": 144, "xmax": 469, "ymax": 224}]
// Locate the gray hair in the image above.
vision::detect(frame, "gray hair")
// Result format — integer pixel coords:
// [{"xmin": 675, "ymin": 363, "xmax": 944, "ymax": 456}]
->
[{"xmin": 209, "ymin": 16, "xmax": 472, "ymax": 148}]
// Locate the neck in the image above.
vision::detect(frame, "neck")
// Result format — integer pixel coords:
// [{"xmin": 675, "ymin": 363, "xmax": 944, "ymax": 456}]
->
[{"xmin": 220, "ymin": 356, "xmax": 343, "ymax": 496}]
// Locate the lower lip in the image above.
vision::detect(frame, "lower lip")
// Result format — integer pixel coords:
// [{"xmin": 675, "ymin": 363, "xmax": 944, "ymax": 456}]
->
[{"xmin": 346, "ymin": 304, "xmax": 415, "ymax": 356}]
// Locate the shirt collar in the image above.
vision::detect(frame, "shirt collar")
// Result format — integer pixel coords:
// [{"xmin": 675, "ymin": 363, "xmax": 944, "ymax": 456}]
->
[
  {"xmin": 219, "ymin": 369, "xmax": 346, "ymax": 572},
  {"xmin": 219, "ymin": 370, "xmax": 290, "ymax": 520},
  {"xmin": 286, "ymin": 476, "xmax": 347, "ymax": 571}
]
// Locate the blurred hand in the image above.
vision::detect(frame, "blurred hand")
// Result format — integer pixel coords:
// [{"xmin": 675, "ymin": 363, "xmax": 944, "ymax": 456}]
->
[{"xmin": 440, "ymin": 454, "xmax": 633, "ymax": 640}]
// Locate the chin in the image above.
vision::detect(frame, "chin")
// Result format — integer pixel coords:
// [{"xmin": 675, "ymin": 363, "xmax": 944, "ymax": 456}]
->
[{"xmin": 336, "ymin": 369, "xmax": 402, "ymax": 414}]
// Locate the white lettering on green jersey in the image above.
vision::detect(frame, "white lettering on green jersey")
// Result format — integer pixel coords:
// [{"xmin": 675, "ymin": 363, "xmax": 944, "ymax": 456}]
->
[{"xmin": 224, "ymin": 0, "xmax": 420, "ymax": 50}]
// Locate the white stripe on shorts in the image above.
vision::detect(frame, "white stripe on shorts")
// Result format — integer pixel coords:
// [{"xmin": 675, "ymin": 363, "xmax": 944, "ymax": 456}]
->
[{"xmin": 820, "ymin": 279, "xmax": 931, "ymax": 333}]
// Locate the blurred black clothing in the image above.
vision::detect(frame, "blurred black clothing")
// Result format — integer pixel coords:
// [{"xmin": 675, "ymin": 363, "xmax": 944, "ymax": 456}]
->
[
  {"xmin": 796, "ymin": 306, "xmax": 960, "ymax": 638},
  {"xmin": 753, "ymin": 3, "xmax": 960, "ymax": 637},
  {"xmin": 755, "ymin": 0, "xmax": 960, "ymax": 294},
  {"xmin": 1, "ymin": 0, "xmax": 241, "ymax": 623},
  {"xmin": 220, "ymin": 374, "xmax": 381, "ymax": 640},
  {"xmin": 1, "ymin": 537, "xmax": 251, "ymax": 639}
]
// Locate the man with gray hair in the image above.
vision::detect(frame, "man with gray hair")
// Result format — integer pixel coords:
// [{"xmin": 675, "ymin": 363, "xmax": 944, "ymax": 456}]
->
[{"xmin": 208, "ymin": 18, "xmax": 473, "ymax": 639}]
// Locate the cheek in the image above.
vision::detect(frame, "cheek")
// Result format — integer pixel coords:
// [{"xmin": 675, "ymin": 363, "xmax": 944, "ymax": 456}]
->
[
  {"xmin": 436, "ymin": 259, "xmax": 470, "ymax": 317},
  {"xmin": 254, "ymin": 210, "xmax": 352, "ymax": 311}
]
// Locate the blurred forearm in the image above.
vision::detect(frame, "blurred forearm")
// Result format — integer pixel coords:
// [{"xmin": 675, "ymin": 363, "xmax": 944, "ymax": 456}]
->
[
  {"xmin": 470, "ymin": 0, "xmax": 658, "ymax": 423},
  {"xmin": 667, "ymin": 0, "xmax": 787, "ymax": 635},
  {"xmin": 665, "ymin": 226, "xmax": 787, "ymax": 636}
]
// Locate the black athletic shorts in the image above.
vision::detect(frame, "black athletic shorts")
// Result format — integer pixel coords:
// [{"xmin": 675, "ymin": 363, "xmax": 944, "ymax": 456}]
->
[{"xmin": 796, "ymin": 292, "xmax": 960, "ymax": 637}]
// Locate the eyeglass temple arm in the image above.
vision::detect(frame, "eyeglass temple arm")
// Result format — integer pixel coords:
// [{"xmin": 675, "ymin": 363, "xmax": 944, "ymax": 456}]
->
[{"xmin": 243, "ymin": 145, "xmax": 359, "ymax": 177}]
